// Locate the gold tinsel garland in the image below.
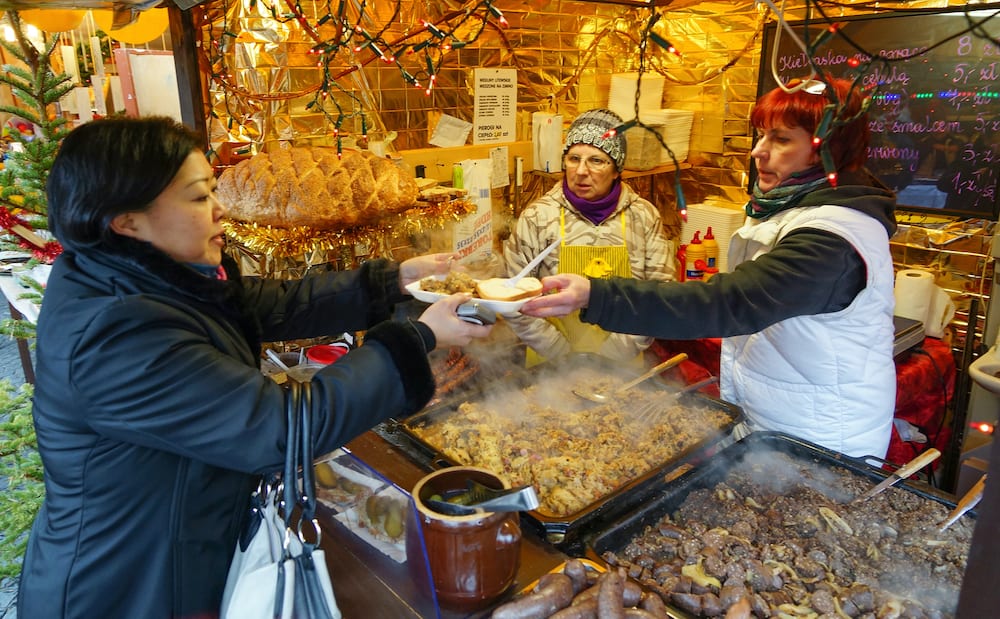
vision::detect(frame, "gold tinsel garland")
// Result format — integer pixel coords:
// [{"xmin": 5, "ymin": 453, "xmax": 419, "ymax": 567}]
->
[{"xmin": 223, "ymin": 198, "xmax": 477, "ymax": 262}]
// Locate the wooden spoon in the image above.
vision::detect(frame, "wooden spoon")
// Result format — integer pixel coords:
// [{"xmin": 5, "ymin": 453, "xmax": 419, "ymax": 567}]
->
[{"xmin": 573, "ymin": 353, "xmax": 688, "ymax": 403}]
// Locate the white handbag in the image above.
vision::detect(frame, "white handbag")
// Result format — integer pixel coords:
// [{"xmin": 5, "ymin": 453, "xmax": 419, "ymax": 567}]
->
[{"xmin": 221, "ymin": 381, "xmax": 341, "ymax": 619}]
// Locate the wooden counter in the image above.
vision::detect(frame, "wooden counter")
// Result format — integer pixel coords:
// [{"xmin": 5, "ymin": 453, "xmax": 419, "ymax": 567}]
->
[{"xmin": 317, "ymin": 430, "xmax": 568, "ymax": 618}]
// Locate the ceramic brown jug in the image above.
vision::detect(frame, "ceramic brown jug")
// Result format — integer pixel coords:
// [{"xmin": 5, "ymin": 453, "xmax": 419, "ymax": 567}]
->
[{"xmin": 407, "ymin": 466, "xmax": 522, "ymax": 613}]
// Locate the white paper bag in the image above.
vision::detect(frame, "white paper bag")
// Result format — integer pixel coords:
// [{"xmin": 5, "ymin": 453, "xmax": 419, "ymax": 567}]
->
[
  {"xmin": 532, "ymin": 112, "xmax": 562, "ymax": 172},
  {"xmin": 453, "ymin": 159, "xmax": 493, "ymax": 262}
]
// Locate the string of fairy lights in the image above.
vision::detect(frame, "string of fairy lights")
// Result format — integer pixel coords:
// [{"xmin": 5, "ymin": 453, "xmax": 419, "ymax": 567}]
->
[
  {"xmin": 204, "ymin": 0, "xmax": 512, "ymax": 152},
  {"xmin": 200, "ymin": 0, "xmax": 729, "ymax": 219},
  {"xmin": 749, "ymin": 0, "xmax": 1000, "ymax": 188},
  {"xmin": 203, "ymin": 0, "xmax": 1000, "ymax": 202},
  {"xmin": 202, "ymin": 0, "xmax": 754, "ymax": 144},
  {"xmin": 598, "ymin": 0, "xmax": 999, "ymax": 196}
]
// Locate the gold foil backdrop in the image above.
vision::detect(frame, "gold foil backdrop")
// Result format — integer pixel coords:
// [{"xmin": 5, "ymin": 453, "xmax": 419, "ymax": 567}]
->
[{"xmin": 201, "ymin": 0, "xmax": 970, "ymax": 249}]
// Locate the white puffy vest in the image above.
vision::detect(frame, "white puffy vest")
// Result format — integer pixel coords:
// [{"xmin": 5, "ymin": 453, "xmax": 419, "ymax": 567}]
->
[{"xmin": 721, "ymin": 205, "xmax": 896, "ymax": 458}]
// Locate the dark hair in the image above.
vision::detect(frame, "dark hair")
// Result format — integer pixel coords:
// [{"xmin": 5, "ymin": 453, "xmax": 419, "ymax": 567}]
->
[
  {"xmin": 47, "ymin": 116, "xmax": 203, "ymax": 253},
  {"xmin": 750, "ymin": 77, "xmax": 870, "ymax": 171}
]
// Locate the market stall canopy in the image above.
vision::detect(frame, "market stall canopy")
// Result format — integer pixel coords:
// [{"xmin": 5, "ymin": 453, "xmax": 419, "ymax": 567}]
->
[
  {"xmin": 2, "ymin": 1, "xmax": 177, "ymax": 37},
  {"xmin": 0, "ymin": 0, "xmax": 165, "ymax": 9},
  {"xmin": 577, "ymin": 0, "xmax": 711, "ymax": 6}
]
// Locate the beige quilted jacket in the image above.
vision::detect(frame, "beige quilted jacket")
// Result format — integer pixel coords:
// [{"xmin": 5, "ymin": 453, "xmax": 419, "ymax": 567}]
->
[{"xmin": 502, "ymin": 181, "xmax": 676, "ymax": 360}]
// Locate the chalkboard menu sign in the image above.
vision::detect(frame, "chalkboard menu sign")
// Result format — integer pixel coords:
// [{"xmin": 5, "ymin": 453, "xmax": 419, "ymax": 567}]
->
[{"xmin": 758, "ymin": 6, "xmax": 1000, "ymax": 219}]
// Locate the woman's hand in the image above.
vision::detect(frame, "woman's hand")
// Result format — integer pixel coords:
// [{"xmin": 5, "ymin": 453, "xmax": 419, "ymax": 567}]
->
[
  {"xmin": 418, "ymin": 293, "xmax": 493, "ymax": 349},
  {"xmin": 399, "ymin": 252, "xmax": 458, "ymax": 293},
  {"xmin": 519, "ymin": 274, "xmax": 591, "ymax": 318}
]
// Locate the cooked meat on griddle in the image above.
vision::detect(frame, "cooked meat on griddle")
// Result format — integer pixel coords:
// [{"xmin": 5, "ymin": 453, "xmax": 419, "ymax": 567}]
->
[
  {"xmin": 408, "ymin": 371, "xmax": 734, "ymax": 516},
  {"xmin": 602, "ymin": 449, "xmax": 971, "ymax": 618}
]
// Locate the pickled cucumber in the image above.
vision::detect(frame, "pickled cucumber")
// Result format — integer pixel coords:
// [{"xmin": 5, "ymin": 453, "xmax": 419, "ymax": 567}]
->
[
  {"xmin": 375, "ymin": 495, "xmax": 395, "ymax": 516},
  {"xmin": 365, "ymin": 495, "xmax": 381, "ymax": 521},
  {"xmin": 337, "ymin": 476, "xmax": 362, "ymax": 495},
  {"xmin": 383, "ymin": 503, "xmax": 404, "ymax": 538},
  {"xmin": 314, "ymin": 463, "xmax": 339, "ymax": 489}
]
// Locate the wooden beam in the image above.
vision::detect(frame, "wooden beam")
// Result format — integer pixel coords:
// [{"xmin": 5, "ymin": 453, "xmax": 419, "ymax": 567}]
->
[{"xmin": 168, "ymin": 4, "xmax": 207, "ymax": 146}]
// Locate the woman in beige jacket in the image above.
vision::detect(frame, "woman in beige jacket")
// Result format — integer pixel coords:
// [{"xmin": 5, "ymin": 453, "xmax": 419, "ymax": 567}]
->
[{"xmin": 503, "ymin": 109, "xmax": 675, "ymax": 364}]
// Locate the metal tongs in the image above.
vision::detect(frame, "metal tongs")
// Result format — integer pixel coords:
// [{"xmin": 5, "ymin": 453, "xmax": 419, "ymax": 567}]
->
[
  {"xmin": 938, "ymin": 474, "xmax": 987, "ymax": 532},
  {"xmin": 426, "ymin": 481, "xmax": 540, "ymax": 516}
]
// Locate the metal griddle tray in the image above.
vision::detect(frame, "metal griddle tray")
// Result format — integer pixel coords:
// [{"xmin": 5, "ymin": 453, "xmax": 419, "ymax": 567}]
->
[
  {"xmin": 391, "ymin": 376, "xmax": 744, "ymax": 549},
  {"xmin": 585, "ymin": 431, "xmax": 967, "ymax": 618}
]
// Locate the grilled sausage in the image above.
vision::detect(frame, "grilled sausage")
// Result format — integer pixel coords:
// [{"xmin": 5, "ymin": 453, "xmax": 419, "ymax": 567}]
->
[
  {"xmin": 550, "ymin": 597, "xmax": 597, "ymax": 619},
  {"xmin": 597, "ymin": 569, "xmax": 627, "ymax": 619},
  {"xmin": 670, "ymin": 591, "xmax": 703, "ymax": 615},
  {"xmin": 622, "ymin": 579, "xmax": 643, "ymax": 607},
  {"xmin": 563, "ymin": 559, "xmax": 589, "ymax": 594},
  {"xmin": 700, "ymin": 592, "xmax": 724, "ymax": 617},
  {"xmin": 639, "ymin": 591, "xmax": 669, "ymax": 618},
  {"xmin": 536, "ymin": 572, "xmax": 573, "ymax": 595},
  {"xmin": 570, "ymin": 584, "xmax": 599, "ymax": 607},
  {"xmin": 491, "ymin": 572, "xmax": 574, "ymax": 619}
]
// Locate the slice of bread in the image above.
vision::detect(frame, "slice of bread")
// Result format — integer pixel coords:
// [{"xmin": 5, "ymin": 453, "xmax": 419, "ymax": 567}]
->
[{"xmin": 476, "ymin": 277, "xmax": 543, "ymax": 302}]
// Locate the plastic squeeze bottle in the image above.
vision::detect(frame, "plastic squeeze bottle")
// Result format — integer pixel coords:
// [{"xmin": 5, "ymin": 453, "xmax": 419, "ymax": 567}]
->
[
  {"xmin": 685, "ymin": 231, "xmax": 706, "ymax": 281},
  {"xmin": 703, "ymin": 226, "xmax": 719, "ymax": 269}
]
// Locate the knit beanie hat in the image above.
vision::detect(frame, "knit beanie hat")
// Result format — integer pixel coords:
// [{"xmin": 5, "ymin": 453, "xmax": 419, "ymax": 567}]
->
[{"xmin": 563, "ymin": 109, "xmax": 627, "ymax": 171}]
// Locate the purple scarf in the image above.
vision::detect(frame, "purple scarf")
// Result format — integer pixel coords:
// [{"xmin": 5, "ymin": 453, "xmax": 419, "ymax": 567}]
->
[{"xmin": 563, "ymin": 179, "xmax": 622, "ymax": 225}]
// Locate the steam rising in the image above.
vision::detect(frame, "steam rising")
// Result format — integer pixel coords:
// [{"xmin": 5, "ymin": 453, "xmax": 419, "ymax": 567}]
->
[
  {"xmin": 411, "ymin": 346, "xmax": 735, "ymax": 518},
  {"xmin": 664, "ymin": 446, "xmax": 970, "ymax": 617}
]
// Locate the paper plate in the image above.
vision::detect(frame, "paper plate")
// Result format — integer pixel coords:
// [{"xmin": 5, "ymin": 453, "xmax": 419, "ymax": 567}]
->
[{"xmin": 404, "ymin": 276, "xmax": 536, "ymax": 316}]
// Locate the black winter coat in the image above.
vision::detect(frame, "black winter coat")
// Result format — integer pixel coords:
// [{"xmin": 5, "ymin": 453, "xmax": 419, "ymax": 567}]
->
[{"xmin": 17, "ymin": 242, "xmax": 435, "ymax": 619}]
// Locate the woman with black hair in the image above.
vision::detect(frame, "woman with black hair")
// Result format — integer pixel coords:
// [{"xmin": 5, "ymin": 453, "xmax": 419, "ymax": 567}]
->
[{"xmin": 17, "ymin": 116, "xmax": 491, "ymax": 618}]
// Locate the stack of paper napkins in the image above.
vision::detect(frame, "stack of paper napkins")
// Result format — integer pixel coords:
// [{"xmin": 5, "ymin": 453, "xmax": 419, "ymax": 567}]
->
[
  {"xmin": 638, "ymin": 109, "xmax": 694, "ymax": 164},
  {"xmin": 680, "ymin": 201, "xmax": 746, "ymax": 273},
  {"xmin": 607, "ymin": 75, "xmax": 694, "ymax": 166},
  {"xmin": 608, "ymin": 73, "xmax": 664, "ymax": 122}
]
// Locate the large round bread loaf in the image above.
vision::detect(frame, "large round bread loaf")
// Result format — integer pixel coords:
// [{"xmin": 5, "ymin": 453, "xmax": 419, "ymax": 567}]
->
[{"xmin": 217, "ymin": 147, "xmax": 419, "ymax": 229}]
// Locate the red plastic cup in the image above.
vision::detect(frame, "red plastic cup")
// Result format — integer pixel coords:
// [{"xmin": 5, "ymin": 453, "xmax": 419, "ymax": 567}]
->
[{"xmin": 306, "ymin": 343, "xmax": 350, "ymax": 365}]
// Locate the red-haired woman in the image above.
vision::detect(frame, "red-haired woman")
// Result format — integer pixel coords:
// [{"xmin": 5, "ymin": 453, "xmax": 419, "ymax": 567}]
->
[{"xmin": 522, "ymin": 78, "xmax": 897, "ymax": 459}]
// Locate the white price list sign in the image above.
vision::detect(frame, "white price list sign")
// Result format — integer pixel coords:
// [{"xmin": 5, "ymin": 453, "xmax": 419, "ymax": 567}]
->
[{"xmin": 473, "ymin": 68, "xmax": 517, "ymax": 145}]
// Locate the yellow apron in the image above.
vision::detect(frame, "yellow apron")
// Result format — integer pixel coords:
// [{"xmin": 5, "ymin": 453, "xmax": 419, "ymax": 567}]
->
[{"xmin": 526, "ymin": 209, "xmax": 632, "ymax": 366}]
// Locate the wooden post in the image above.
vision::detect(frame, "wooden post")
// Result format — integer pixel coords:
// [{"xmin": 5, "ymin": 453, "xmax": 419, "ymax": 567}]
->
[{"xmin": 167, "ymin": 4, "xmax": 208, "ymax": 146}]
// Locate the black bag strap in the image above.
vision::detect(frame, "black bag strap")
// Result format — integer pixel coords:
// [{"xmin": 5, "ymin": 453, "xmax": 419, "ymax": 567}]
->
[
  {"xmin": 290, "ymin": 379, "xmax": 336, "ymax": 619},
  {"xmin": 275, "ymin": 380, "xmax": 301, "ymax": 619},
  {"xmin": 274, "ymin": 378, "xmax": 336, "ymax": 619},
  {"xmin": 283, "ymin": 379, "xmax": 322, "ymax": 548},
  {"xmin": 281, "ymin": 381, "xmax": 302, "ymax": 529},
  {"xmin": 298, "ymin": 382, "xmax": 317, "ymax": 525}
]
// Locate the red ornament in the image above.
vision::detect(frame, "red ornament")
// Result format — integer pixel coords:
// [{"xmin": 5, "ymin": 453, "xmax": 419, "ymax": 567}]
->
[{"xmin": 30, "ymin": 240, "xmax": 62, "ymax": 264}]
